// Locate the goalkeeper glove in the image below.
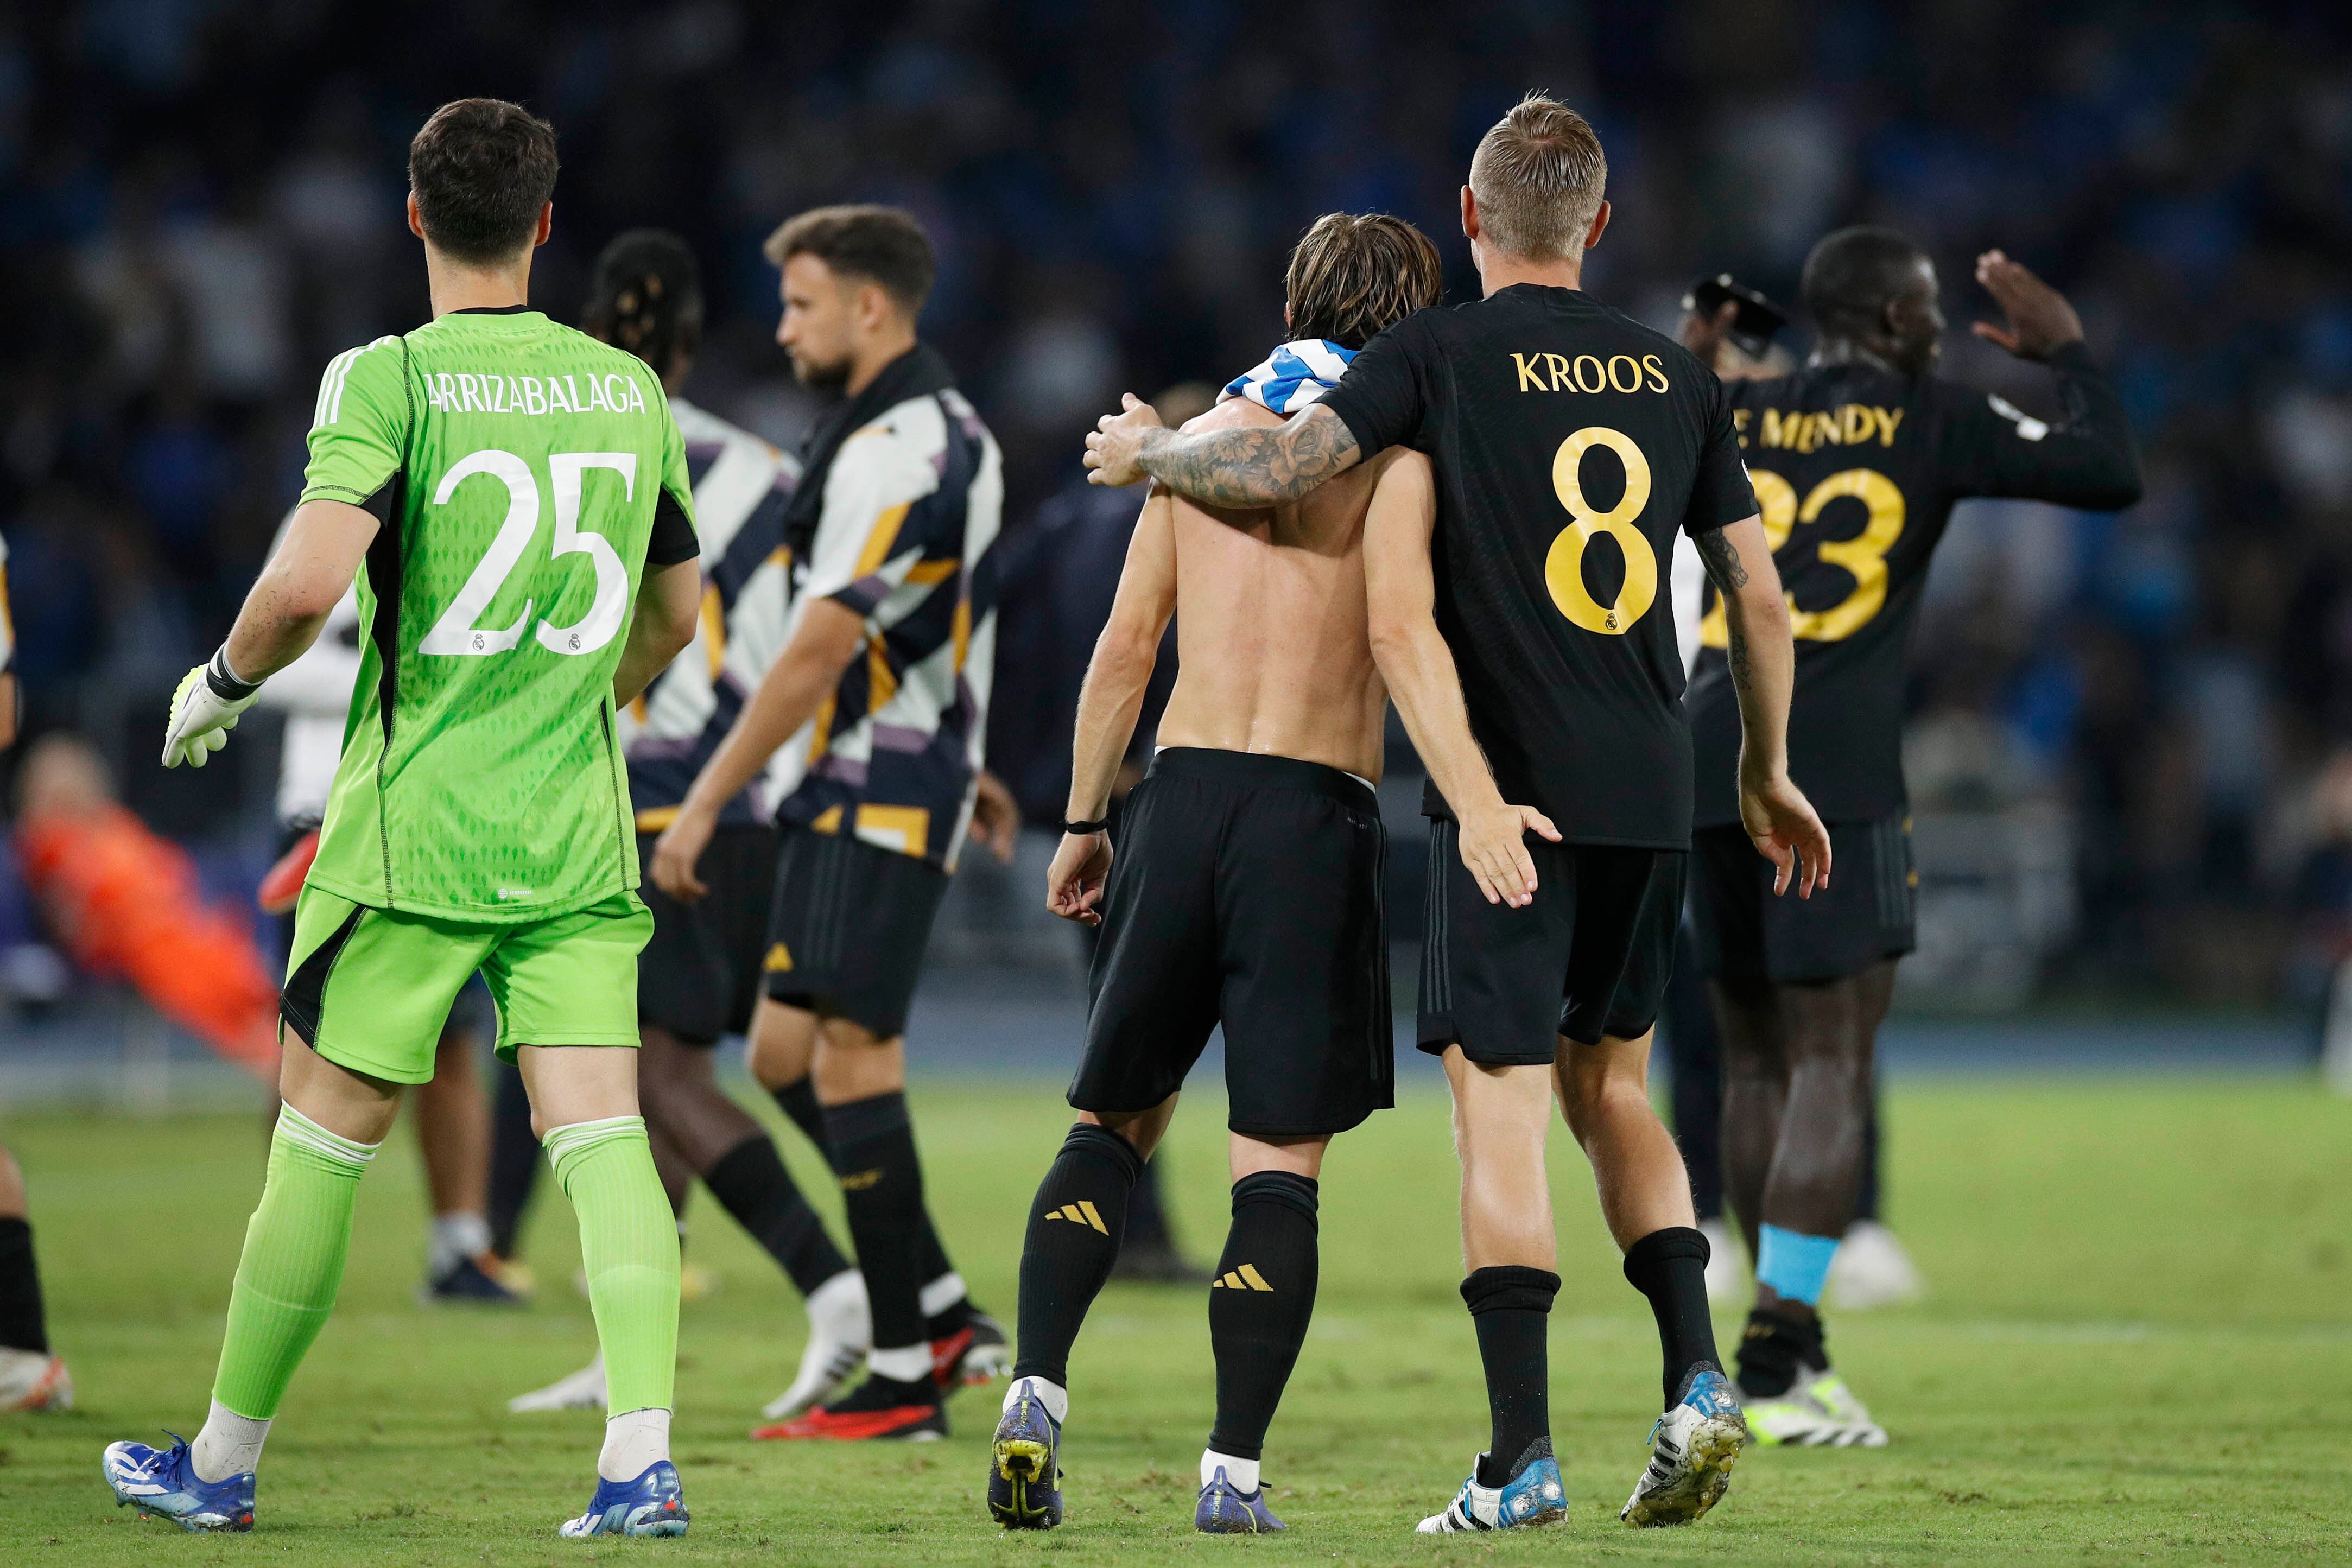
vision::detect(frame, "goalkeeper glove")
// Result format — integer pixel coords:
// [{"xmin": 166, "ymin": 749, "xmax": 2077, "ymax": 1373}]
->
[{"xmin": 162, "ymin": 646, "xmax": 263, "ymax": 769}]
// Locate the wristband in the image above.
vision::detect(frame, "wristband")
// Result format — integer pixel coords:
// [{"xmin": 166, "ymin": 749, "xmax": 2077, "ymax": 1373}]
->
[
  {"xmin": 1061, "ymin": 816, "xmax": 1109, "ymax": 836},
  {"xmin": 206, "ymin": 645, "xmax": 261, "ymax": 702}
]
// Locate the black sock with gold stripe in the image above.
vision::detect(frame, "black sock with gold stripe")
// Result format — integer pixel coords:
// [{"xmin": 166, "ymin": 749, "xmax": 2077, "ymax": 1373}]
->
[
  {"xmin": 1010, "ymin": 1124, "xmax": 1144, "ymax": 1387},
  {"xmin": 1207, "ymin": 1171, "xmax": 1320, "ymax": 1462}
]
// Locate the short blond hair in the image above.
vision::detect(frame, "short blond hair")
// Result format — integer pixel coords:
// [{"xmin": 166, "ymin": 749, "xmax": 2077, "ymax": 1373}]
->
[{"xmin": 1468, "ymin": 93, "xmax": 1608, "ymax": 264}]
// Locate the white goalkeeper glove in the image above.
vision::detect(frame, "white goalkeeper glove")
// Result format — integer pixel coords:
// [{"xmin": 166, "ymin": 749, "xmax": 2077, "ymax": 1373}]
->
[{"xmin": 162, "ymin": 646, "xmax": 263, "ymax": 769}]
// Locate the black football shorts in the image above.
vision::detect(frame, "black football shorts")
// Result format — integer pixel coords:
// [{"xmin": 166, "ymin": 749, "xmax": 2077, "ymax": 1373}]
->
[
  {"xmin": 1418, "ymin": 821, "xmax": 1685, "ymax": 1063},
  {"xmin": 763, "ymin": 824, "xmax": 949, "ymax": 1039},
  {"xmin": 1072, "ymin": 747, "xmax": 1394, "ymax": 1138},
  {"xmin": 636, "ymin": 824, "xmax": 780, "ymax": 1045},
  {"xmin": 1690, "ymin": 814, "xmax": 1916, "ymax": 987}
]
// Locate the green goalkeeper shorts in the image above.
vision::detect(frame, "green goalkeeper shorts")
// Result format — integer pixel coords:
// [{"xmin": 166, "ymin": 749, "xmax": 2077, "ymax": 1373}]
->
[{"xmin": 281, "ymin": 886, "xmax": 653, "ymax": 1084}]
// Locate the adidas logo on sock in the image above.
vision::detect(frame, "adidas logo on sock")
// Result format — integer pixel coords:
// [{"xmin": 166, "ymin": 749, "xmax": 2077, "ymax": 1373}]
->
[
  {"xmin": 1210, "ymin": 1264, "xmax": 1273, "ymax": 1292},
  {"xmin": 1044, "ymin": 1202, "xmax": 1109, "ymax": 1234}
]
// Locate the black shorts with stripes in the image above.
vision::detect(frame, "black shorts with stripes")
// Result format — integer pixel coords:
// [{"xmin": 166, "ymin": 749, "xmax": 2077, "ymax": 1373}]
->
[
  {"xmin": 1417, "ymin": 823, "xmax": 1685, "ymax": 1062},
  {"xmin": 639, "ymin": 824, "xmax": 779, "ymax": 1044},
  {"xmin": 1689, "ymin": 814, "xmax": 1917, "ymax": 987},
  {"xmin": 763, "ymin": 824, "xmax": 949, "ymax": 1039},
  {"xmin": 1072, "ymin": 747, "xmax": 1393, "ymax": 1138}
]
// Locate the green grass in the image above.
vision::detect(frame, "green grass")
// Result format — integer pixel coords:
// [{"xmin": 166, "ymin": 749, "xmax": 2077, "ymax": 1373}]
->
[{"xmin": 5, "ymin": 1076, "xmax": 2351, "ymax": 1564}]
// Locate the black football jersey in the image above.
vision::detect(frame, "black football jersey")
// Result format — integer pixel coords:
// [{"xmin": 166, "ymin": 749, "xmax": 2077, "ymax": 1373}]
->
[
  {"xmin": 1686, "ymin": 341, "xmax": 2141, "ymax": 827},
  {"xmin": 1323, "ymin": 285, "xmax": 1758, "ymax": 848}
]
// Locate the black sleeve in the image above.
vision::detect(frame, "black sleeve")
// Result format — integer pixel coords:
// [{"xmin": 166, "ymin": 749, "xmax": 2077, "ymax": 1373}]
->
[
  {"xmin": 1936, "ymin": 341, "xmax": 2143, "ymax": 510},
  {"xmin": 643, "ymin": 487, "xmax": 699, "ymax": 567},
  {"xmin": 1318, "ymin": 313, "xmax": 1429, "ymax": 458},
  {"xmin": 1682, "ymin": 370, "xmax": 1760, "ymax": 536}
]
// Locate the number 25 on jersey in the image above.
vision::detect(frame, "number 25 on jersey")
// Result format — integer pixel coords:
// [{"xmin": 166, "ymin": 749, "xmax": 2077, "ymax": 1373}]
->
[{"xmin": 419, "ymin": 448, "xmax": 635, "ymax": 659}]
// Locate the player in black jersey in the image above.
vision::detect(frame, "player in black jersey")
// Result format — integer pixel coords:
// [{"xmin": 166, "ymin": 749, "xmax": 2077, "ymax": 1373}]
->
[
  {"xmin": 1679, "ymin": 228, "xmax": 2142, "ymax": 1447},
  {"xmin": 1087, "ymin": 94, "xmax": 1832, "ymax": 1533}
]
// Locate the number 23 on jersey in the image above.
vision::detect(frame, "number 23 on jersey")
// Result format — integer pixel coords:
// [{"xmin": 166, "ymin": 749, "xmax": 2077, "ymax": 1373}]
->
[{"xmin": 1697, "ymin": 466, "xmax": 1907, "ymax": 647}]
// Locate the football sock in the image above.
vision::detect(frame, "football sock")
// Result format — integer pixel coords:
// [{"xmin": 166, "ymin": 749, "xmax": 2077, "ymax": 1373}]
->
[
  {"xmin": 546, "ymin": 1116, "xmax": 679, "ymax": 1418},
  {"xmin": 486, "ymin": 1063, "xmax": 540, "ymax": 1259},
  {"xmin": 600, "ymin": 1406, "xmax": 671, "ymax": 1483},
  {"xmin": 823, "ymin": 1093, "xmax": 930, "ymax": 1362},
  {"xmin": 1003, "ymin": 1374, "xmax": 1069, "ymax": 1425},
  {"xmin": 772, "ymin": 1076, "xmax": 829, "ymax": 1152},
  {"xmin": 1622, "ymin": 1225, "xmax": 1722, "ymax": 1409},
  {"xmin": 702, "ymin": 1132, "xmax": 852, "ymax": 1298},
  {"xmin": 208, "ymin": 1106, "xmax": 378, "ymax": 1434},
  {"xmin": 920, "ymin": 1269, "xmax": 968, "ymax": 1322},
  {"xmin": 1755, "ymin": 1223, "xmax": 1840, "ymax": 1305},
  {"xmin": 427, "ymin": 1211, "xmax": 492, "ymax": 1279},
  {"xmin": 191, "ymin": 1400, "xmax": 270, "ymax": 1484},
  {"xmin": 1461, "ymin": 1264, "xmax": 1559, "ymax": 1489},
  {"xmin": 1737, "ymin": 1304, "xmax": 1827, "ymax": 1399},
  {"xmin": 1202, "ymin": 1448, "xmax": 1260, "ymax": 1493},
  {"xmin": 1010, "ymin": 1123, "xmax": 1144, "ymax": 1386},
  {"xmin": 1206, "ymin": 1171, "xmax": 1320, "ymax": 1464},
  {"xmin": 0, "ymin": 1217, "xmax": 50, "ymax": 1353}
]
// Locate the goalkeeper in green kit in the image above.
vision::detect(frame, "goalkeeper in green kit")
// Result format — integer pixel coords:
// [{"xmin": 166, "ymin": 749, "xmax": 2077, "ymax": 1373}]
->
[{"xmin": 102, "ymin": 100, "xmax": 704, "ymax": 1540}]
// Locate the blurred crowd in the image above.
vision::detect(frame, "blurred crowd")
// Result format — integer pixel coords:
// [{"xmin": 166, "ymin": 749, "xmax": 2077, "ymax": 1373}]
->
[{"xmin": 1, "ymin": 1, "xmax": 2350, "ymax": 1006}]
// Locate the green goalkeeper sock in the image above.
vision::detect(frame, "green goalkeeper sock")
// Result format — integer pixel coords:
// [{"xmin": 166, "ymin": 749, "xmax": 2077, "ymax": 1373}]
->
[
  {"xmin": 546, "ymin": 1115, "xmax": 679, "ymax": 1418},
  {"xmin": 209, "ymin": 1106, "xmax": 378, "ymax": 1424}
]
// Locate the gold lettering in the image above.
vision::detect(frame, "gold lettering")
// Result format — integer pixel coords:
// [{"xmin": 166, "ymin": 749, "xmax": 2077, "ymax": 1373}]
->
[
  {"xmin": 1873, "ymin": 406, "xmax": 1905, "ymax": 446},
  {"xmin": 1512, "ymin": 353, "xmax": 1546, "ymax": 392},
  {"xmin": 1643, "ymin": 353, "xmax": 1670, "ymax": 393},
  {"xmin": 1842, "ymin": 404, "xmax": 1875, "ymax": 445},
  {"xmin": 1761, "ymin": 409, "xmax": 1795, "ymax": 449},
  {"xmin": 1607, "ymin": 354, "xmax": 1643, "ymax": 393},
  {"xmin": 1573, "ymin": 354, "xmax": 1607, "ymax": 393},
  {"xmin": 1544, "ymin": 353, "xmax": 1571, "ymax": 391}
]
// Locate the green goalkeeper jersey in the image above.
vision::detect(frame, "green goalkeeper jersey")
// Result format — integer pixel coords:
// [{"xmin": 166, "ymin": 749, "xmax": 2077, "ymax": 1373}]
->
[{"xmin": 297, "ymin": 307, "xmax": 698, "ymax": 923}]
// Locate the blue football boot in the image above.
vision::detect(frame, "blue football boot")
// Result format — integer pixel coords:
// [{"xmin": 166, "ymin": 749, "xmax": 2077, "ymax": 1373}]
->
[
  {"xmin": 987, "ymin": 1379, "xmax": 1063, "ymax": 1528},
  {"xmin": 1621, "ymin": 1365, "xmax": 1749, "ymax": 1526},
  {"xmin": 102, "ymin": 1433, "xmax": 256, "ymax": 1532},
  {"xmin": 1195, "ymin": 1467, "xmax": 1286, "ymax": 1533},
  {"xmin": 1416, "ymin": 1444, "xmax": 1567, "ymax": 1533},
  {"xmin": 557, "ymin": 1458, "xmax": 689, "ymax": 1538}
]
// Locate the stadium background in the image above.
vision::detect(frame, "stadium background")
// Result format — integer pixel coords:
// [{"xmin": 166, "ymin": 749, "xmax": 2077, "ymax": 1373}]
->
[{"xmin": 2, "ymin": 3, "xmax": 2350, "ymax": 1561}]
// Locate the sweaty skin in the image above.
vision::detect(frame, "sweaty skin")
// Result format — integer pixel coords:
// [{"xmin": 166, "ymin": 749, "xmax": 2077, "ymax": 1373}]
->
[{"xmin": 1151, "ymin": 398, "xmax": 1396, "ymax": 783}]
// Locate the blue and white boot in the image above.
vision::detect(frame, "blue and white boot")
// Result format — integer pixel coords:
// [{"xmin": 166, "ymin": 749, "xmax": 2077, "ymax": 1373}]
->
[
  {"xmin": 1195, "ymin": 1466, "xmax": 1286, "ymax": 1533},
  {"xmin": 1415, "ymin": 1444, "xmax": 1567, "ymax": 1533},
  {"xmin": 1621, "ymin": 1366, "xmax": 1749, "ymax": 1526},
  {"xmin": 102, "ymin": 1434, "xmax": 256, "ymax": 1532},
  {"xmin": 557, "ymin": 1459, "xmax": 689, "ymax": 1538}
]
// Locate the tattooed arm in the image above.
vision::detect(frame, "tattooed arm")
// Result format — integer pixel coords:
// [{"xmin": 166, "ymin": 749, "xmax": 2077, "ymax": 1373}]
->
[
  {"xmin": 1700, "ymin": 516, "xmax": 1831, "ymax": 897},
  {"xmin": 1083, "ymin": 396, "xmax": 1363, "ymax": 506}
]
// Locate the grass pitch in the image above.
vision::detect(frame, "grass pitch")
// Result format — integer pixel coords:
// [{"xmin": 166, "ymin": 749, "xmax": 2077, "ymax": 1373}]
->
[{"xmin": 4, "ymin": 1074, "xmax": 2350, "ymax": 1564}]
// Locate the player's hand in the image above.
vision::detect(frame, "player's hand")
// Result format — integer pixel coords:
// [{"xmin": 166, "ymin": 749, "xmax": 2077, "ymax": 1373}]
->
[
  {"xmin": 1045, "ymin": 830, "xmax": 1113, "ymax": 925},
  {"xmin": 971, "ymin": 770, "xmax": 1020, "ymax": 866},
  {"xmin": 1457, "ymin": 798, "xmax": 1561, "ymax": 909},
  {"xmin": 1678, "ymin": 300, "xmax": 1739, "ymax": 372},
  {"xmin": 1082, "ymin": 395, "xmax": 1164, "ymax": 487},
  {"xmin": 1739, "ymin": 766, "xmax": 1831, "ymax": 899},
  {"xmin": 161, "ymin": 662, "xmax": 259, "ymax": 769},
  {"xmin": 1971, "ymin": 250, "xmax": 2083, "ymax": 361},
  {"xmin": 650, "ymin": 802, "xmax": 717, "ymax": 903}
]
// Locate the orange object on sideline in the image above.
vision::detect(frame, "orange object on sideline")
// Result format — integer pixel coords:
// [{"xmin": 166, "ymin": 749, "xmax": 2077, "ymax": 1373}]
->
[
  {"xmin": 257, "ymin": 829, "xmax": 319, "ymax": 917},
  {"xmin": 17, "ymin": 771, "xmax": 281, "ymax": 1081}
]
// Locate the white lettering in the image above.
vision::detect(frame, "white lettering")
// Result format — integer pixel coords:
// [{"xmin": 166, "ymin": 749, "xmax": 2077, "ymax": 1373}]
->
[
  {"xmin": 523, "ymin": 377, "xmax": 547, "ymax": 415},
  {"xmin": 547, "ymin": 377, "xmax": 574, "ymax": 412},
  {"xmin": 627, "ymin": 379, "xmax": 646, "ymax": 413},
  {"xmin": 587, "ymin": 376, "xmax": 613, "ymax": 412}
]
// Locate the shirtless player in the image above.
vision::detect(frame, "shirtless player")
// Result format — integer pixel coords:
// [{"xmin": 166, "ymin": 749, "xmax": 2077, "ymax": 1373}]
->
[{"xmin": 982, "ymin": 212, "xmax": 1444, "ymax": 1537}]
